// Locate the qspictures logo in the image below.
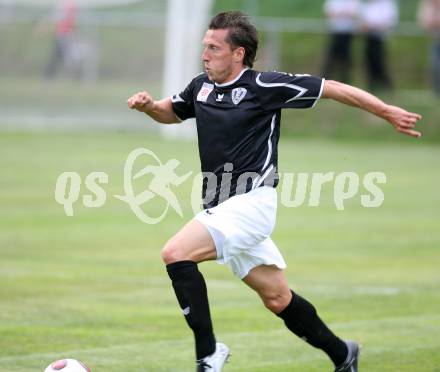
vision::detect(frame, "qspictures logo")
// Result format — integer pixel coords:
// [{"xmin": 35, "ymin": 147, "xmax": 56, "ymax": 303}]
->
[
  {"xmin": 114, "ymin": 148, "xmax": 192, "ymax": 224},
  {"xmin": 54, "ymin": 148, "xmax": 387, "ymax": 224}
]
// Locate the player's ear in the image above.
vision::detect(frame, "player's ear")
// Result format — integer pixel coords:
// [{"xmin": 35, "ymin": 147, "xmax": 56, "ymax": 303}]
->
[{"xmin": 233, "ymin": 46, "xmax": 245, "ymax": 64}]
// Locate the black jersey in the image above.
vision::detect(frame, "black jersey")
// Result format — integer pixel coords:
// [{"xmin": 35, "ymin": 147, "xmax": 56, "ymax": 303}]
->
[{"xmin": 172, "ymin": 68, "xmax": 324, "ymax": 208}]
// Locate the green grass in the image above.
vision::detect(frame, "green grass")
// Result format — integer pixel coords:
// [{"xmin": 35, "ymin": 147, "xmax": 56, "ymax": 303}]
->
[
  {"xmin": 0, "ymin": 77, "xmax": 438, "ymax": 142},
  {"xmin": 0, "ymin": 131, "xmax": 439, "ymax": 371}
]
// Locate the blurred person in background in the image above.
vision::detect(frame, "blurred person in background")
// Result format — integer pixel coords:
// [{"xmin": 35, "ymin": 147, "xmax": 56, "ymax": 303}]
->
[
  {"xmin": 0, "ymin": 0, "xmax": 14, "ymax": 21},
  {"xmin": 360, "ymin": 0, "xmax": 398, "ymax": 92},
  {"xmin": 44, "ymin": 0, "xmax": 77, "ymax": 79},
  {"xmin": 418, "ymin": 0, "xmax": 440, "ymax": 95},
  {"xmin": 322, "ymin": 0, "xmax": 361, "ymax": 83}
]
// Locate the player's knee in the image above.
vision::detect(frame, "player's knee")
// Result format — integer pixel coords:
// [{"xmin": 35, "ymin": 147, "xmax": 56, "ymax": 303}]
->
[
  {"xmin": 161, "ymin": 239, "xmax": 184, "ymax": 264},
  {"xmin": 262, "ymin": 292, "xmax": 291, "ymax": 314}
]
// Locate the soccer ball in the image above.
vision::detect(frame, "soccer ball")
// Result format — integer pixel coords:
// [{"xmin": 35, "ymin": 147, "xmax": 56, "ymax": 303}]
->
[{"xmin": 44, "ymin": 359, "xmax": 90, "ymax": 372}]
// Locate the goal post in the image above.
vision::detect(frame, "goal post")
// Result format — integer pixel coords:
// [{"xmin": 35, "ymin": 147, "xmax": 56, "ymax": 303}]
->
[{"xmin": 161, "ymin": 0, "xmax": 213, "ymax": 139}]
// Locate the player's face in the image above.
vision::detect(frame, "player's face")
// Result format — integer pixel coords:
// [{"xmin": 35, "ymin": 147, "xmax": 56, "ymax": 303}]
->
[{"xmin": 202, "ymin": 29, "xmax": 244, "ymax": 84}]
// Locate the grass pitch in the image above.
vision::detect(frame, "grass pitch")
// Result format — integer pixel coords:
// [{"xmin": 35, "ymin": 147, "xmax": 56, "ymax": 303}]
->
[{"xmin": 0, "ymin": 131, "xmax": 439, "ymax": 371}]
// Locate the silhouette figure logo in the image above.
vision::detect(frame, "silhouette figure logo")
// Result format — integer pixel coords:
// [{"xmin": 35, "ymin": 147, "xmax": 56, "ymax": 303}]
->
[{"xmin": 115, "ymin": 148, "xmax": 192, "ymax": 224}]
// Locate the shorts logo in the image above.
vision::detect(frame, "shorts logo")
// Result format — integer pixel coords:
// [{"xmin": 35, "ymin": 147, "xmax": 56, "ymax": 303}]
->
[
  {"xmin": 197, "ymin": 82, "xmax": 214, "ymax": 102},
  {"xmin": 231, "ymin": 87, "xmax": 247, "ymax": 105}
]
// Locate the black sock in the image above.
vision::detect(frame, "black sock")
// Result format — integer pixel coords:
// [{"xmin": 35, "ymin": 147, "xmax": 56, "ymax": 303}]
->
[
  {"xmin": 166, "ymin": 260, "xmax": 216, "ymax": 360},
  {"xmin": 277, "ymin": 291, "xmax": 348, "ymax": 366}
]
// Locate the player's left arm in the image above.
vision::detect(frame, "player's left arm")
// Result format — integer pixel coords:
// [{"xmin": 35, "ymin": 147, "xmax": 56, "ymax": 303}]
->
[{"xmin": 322, "ymin": 80, "xmax": 422, "ymax": 138}]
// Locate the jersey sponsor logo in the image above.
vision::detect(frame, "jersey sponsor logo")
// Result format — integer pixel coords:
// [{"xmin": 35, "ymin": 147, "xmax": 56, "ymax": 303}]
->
[
  {"xmin": 197, "ymin": 82, "xmax": 214, "ymax": 102},
  {"xmin": 231, "ymin": 87, "xmax": 247, "ymax": 105}
]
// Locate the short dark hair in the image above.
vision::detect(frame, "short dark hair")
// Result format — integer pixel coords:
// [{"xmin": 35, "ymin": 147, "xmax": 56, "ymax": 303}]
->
[{"xmin": 208, "ymin": 11, "xmax": 259, "ymax": 68}]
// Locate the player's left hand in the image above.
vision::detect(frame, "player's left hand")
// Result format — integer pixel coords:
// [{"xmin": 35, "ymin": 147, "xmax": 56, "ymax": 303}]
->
[{"xmin": 383, "ymin": 105, "xmax": 422, "ymax": 138}]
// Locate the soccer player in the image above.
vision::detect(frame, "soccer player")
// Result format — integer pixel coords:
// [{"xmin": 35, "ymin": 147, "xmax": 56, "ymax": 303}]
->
[{"xmin": 127, "ymin": 11, "xmax": 421, "ymax": 372}]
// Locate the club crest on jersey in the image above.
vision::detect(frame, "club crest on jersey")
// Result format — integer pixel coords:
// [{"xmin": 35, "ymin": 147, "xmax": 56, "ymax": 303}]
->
[
  {"xmin": 231, "ymin": 87, "xmax": 247, "ymax": 105},
  {"xmin": 197, "ymin": 82, "xmax": 214, "ymax": 102}
]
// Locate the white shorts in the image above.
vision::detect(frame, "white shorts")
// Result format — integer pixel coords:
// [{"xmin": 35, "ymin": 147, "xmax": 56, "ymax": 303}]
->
[{"xmin": 195, "ymin": 186, "xmax": 287, "ymax": 279}]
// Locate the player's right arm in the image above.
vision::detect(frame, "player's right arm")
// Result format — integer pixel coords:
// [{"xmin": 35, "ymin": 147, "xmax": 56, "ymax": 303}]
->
[{"xmin": 127, "ymin": 91, "xmax": 180, "ymax": 124}]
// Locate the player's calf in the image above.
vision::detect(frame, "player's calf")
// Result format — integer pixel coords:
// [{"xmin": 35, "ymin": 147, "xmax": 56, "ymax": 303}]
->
[
  {"xmin": 276, "ymin": 291, "xmax": 350, "ymax": 368},
  {"xmin": 166, "ymin": 260, "xmax": 217, "ymax": 360}
]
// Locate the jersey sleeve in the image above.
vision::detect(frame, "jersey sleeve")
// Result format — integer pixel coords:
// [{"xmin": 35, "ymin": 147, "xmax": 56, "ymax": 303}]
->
[
  {"xmin": 256, "ymin": 71, "xmax": 324, "ymax": 110},
  {"xmin": 171, "ymin": 79, "xmax": 196, "ymax": 121}
]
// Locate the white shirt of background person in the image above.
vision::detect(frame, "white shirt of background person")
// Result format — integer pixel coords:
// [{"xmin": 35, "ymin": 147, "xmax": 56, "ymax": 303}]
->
[
  {"xmin": 361, "ymin": 0, "xmax": 398, "ymax": 33},
  {"xmin": 324, "ymin": 0, "xmax": 361, "ymax": 33}
]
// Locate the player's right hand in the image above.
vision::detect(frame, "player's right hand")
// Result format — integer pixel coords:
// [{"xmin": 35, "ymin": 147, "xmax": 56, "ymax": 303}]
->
[
  {"xmin": 127, "ymin": 91, "xmax": 154, "ymax": 112},
  {"xmin": 383, "ymin": 105, "xmax": 422, "ymax": 138}
]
